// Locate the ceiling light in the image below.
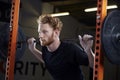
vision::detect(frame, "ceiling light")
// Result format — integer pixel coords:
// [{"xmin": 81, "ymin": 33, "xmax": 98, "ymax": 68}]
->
[
  {"xmin": 50, "ymin": 12, "xmax": 70, "ymax": 17},
  {"xmin": 84, "ymin": 5, "xmax": 118, "ymax": 12}
]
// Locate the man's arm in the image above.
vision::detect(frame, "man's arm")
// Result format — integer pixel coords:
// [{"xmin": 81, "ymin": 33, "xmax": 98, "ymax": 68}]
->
[
  {"xmin": 78, "ymin": 34, "xmax": 95, "ymax": 68},
  {"xmin": 84, "ymin": 48, "xmax": 94, "ymax": 68},
  {"xmin": 27, "ymin": 37, "xmax": 44, "ymax": 63}
]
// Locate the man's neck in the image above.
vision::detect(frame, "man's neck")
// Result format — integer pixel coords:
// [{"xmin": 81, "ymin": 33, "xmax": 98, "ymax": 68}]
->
[{"xmin": 47, "ymin": 38, "xmax": 61, "ymax": 52}]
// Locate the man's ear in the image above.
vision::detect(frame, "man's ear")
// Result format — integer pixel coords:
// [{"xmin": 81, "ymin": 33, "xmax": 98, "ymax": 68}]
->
[{"xmin": 54, "ymin": 29, "xmax": 60, "ymax": 36}]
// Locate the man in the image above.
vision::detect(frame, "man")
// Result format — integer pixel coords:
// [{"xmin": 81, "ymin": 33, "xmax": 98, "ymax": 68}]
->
[{"xmin": 28, "ymin": 14, "xmax": 94, "ymax": 80}]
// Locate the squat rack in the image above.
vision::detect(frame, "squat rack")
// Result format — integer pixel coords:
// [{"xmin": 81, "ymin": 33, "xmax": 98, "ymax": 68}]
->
[
  {"xmin": 93, "ymin": 0, "xmax": 107, "ymax": 80},
  {"xmin": 5, "ymin": 0, "xmax": 20, "ymax": 80},
  {"xmin": 5, "ymin": 0, "xmax": 107, "ymax": 80}
]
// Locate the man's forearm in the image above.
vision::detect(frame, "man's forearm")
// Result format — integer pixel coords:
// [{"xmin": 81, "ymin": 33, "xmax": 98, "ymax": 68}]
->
[
  {"xmin": 30, "ymin": 48, "xmax": 44, "ymax": 63},
  {"xmin": 85, "ymin": 48, "xmax": 95, "ymax": 68}
]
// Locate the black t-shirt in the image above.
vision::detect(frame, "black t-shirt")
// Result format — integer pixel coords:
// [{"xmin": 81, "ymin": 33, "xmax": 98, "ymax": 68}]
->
[{"xmin": 42, "ymin": 41, "xmax": 89, "ymax": 80}]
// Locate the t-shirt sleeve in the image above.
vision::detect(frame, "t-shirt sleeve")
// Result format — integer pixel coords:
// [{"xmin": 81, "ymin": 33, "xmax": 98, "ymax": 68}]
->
[{"xmin": 72, "ymin": 43, "xmax": 89, "ymax": 66}]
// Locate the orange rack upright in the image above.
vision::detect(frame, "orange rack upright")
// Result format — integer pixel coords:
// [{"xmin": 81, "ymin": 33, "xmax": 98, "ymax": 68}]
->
[
  {"xmin": 5, "ymin": 0, "xmax": 20, "ymax": 80},
  {"xmin": 93, "ymin": 0, "xmax": 107, "ymax": 80}
]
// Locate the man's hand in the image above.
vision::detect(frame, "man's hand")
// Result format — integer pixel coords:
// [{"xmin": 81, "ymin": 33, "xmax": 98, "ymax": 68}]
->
[
  {"xmin": 78, "ymin": 34, "xmax": 93, "ymax": 51},
  {"xmin": 79, "ymin": 34, "xmax": 94, "ymax": 68},
  {"xmin": 27, "ymin": 37, "xmax": 36, "ymax": 51}
]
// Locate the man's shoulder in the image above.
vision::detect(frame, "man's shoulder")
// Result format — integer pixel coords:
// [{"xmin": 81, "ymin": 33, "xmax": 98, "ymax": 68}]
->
[
  {"xmin": 62, "ymin": 40, "xmax": 74, "ymax": 45},
  {"xmin": 61, "ymin": 40, "xmax": 84, "ymax": 51},
  {"xmin": 61, "ymin": 40, "xmax": 79, "ymax": 48}
]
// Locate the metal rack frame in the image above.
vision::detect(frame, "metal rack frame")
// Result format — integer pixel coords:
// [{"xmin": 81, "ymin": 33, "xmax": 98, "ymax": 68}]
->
[
  {"xmin": 93, "ymin": 0, "xmax": 107, "ymax": 80},
  {"xmin": 5, "ymin": 0, "xmax": 20, "ymax": 80},
  {"xmin": 5, "ymin": 0, "xmax": 107, "ymax": 80}
]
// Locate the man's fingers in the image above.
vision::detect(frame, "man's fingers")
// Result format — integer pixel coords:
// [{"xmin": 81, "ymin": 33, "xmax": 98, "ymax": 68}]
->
[
  {"xmin": 27, "ymin": 37, "xmax": 36, "ymax": 44},
  {"xmin": 78, "ymin": 35, "xmax": 82, "ymax": 40},
  {"xmin": 83, "ymin": 34, "xmax": 93, "ymax": 41},
  {"xmin": 78, "ymin": 35, "xmax": 85, "ymax": 46}
]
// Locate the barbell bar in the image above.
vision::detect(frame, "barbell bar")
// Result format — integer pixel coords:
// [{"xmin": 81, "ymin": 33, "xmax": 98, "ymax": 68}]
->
[{"xmin": 1, "ymin": 10, "xmax": 120, "ymax": 64}]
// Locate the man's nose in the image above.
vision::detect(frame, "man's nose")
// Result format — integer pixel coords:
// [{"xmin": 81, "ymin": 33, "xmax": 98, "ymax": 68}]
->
[{"xmin": 39, "ymin": 32, "xmax": 43, "ymax": 38}]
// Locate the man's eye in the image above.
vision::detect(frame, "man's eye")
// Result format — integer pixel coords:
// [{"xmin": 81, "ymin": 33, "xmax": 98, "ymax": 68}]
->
[{"xmin": 43, "ymin": 31, "xmax": 47, "ymax": 33}]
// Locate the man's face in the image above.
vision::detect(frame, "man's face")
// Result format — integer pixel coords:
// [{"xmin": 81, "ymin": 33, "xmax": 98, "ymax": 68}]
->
[{"xmin": 38, "ymin": 23, "xmax": 55, "ymax": 46}]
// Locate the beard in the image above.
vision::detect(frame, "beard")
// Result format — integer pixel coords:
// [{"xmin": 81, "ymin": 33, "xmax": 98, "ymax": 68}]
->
[{"xmin": 40, "ymin": 33, "xmax": 54, "ymax": 46}]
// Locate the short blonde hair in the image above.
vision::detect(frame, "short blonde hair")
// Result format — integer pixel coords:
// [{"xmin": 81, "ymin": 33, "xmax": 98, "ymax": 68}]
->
[{"xmin": 37, "ymin": 14, "xmax": 63, "ymax": 31}]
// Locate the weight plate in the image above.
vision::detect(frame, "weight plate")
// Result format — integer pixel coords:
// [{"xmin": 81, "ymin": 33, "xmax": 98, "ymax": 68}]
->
[
  {"xmin": 101, "ymin": 10, "xmax": 120, "ymax": 64},
  {"xmin": 0, "ymin": 23, "xmax": 26, "ymax": 61}
]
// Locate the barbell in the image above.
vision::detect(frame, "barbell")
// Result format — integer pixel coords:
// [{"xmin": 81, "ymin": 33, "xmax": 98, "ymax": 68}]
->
[{"xmin": 0, "ymin": 9, "xmax": 120, "ymax": 64}]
